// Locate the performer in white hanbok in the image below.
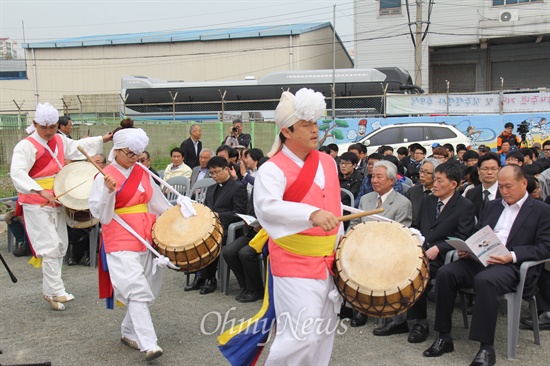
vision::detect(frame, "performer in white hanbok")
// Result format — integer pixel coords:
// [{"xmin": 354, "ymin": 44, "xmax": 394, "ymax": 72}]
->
[
  {"xmin": 253, "ymin": 89, "xmax": 344, "ymax": 365},
  {"xmin": 89, "ymin": 119, "xmax": 171, "ymax": 362},
  {"xmin": 10, "ymin": 102, "xmax": 110, "ymax": 311}
]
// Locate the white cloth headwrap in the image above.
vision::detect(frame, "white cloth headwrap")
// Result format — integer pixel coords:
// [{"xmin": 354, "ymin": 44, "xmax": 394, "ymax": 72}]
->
[
  {"xmin": 108, "ymin": 128, "xmax": 149, "ymax": 162},
  {"xmin": 267, "ymin": 88, "xmax": 326, "ymax": 157},
  {"xmin": 27, "ymin": 102, "xmax": 59, "ymax": 134}
]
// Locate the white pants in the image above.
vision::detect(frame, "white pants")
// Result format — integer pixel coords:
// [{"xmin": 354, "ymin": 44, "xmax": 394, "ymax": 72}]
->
[
  {"xmin": 107, "ymin": 250, "xmax": 162, "ymax": 351},
  {"xmin": 23, "ymin": 204, "xmax": 69, "ymax": 297},
  {"xmin": 265, "ymin": 273, "xmax": 342, "ymax": 366}
]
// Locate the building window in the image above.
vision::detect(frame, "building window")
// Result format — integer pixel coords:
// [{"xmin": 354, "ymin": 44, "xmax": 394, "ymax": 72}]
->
[
  {"xmin": 493, "ymin": 0, "xmax": 542, "ymax": 5},
  {"xmin": 380, "ymin": 0, "xmax": 401, "ymax": 15}
]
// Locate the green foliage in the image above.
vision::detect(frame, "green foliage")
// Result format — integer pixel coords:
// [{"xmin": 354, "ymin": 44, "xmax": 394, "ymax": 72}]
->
[
  {"xmin": 335, "ymin": 120, "xmax": 349, "ymax": 127},
  {"xmin": 332, "ymin": 129, "xmax": 345, "ymax": 140}
]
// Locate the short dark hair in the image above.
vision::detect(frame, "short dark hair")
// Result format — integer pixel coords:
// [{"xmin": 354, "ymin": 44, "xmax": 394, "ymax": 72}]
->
[
  {"xmin": 526, "ymin": 175, "xmax": 538, "ymax": 194},
  {"xmin": 505, "ymin": 151, "xmax": 525, "ymax": 163},
  {"xmin": 232, "ymin": 119, "xmax": 242, "ymax": 125},
  {"xmin": 327, "ymin": 143, "xmax": 339, "ymax": 153},
  {"xmin": 170, "ymin": 147, "xmax": 184, "ymax": 157},
  {"xmin": 501, "ymin": 140, "xmax": 511, "ymax": 146},
  {"xmin": 58, "ymin": 116, "xmax": 71, "ymax": 126},
  {"xmin": 522, "ymin": 164, "xmax": 540, "ymax": 176},
  {"xmin": 543, "ymin": 140, "xmax": 550, "ymax": 148},
  {"xmin": 477, "ymin": 152, "xmax": 500, "ymax": 168},
  {"xmin": 504, "ymin": 122, "xmax": 514, "ymax": 129},
  {"xmin": 456, "ymin": 144, "xmax": 467, "ymax": 153},
  {"xmin": 443, "ymin": 143, "xmax": 454, "ymax": 153},
  {"xmin": 397, "ymin": 146, "xmax": 408, "ymax": 156},
  {"xmin": 435, "ymin": 162, "xmax": 462, "ymax": 185},
  {"xmin": 367, "ymin": 152, "xmax": 384, "ymax": 162},
  {"xmin": 348, "ymin": 143, "xmax": 362, "ymax": 153},
  {"xmin": 408, "ymin": 143, "xmax": 422, "ymax": 152},
  {"xmin": 519, "ymin": 147, "xmax": 534, "ymax": 160},
  {"xmin": 339, "ymin": 152, "xmax": 358, "ymax": 165},
  {"xmin": 143, "ymin": 150, "xmax": 151, "ymax": 159},
  {"xmin": 207, "ymin": 156, "xmax": 228, "ymax": 169},
  {"xmin": 463, "ymin": 150, "xmax": 479, "ymax": 161},
  {"xmin": 318, "ymin": 146, "xmax": 331, "ymax": 154},
  {"xmin": 378, "ymin": 145, "xmax": 394, "ymax": 154},
  {"xmin": 414, "ymin": 146, "xmax": 427, "ymax": 155},
  {"xmin": 216, "ymin": 144, "xmax": 232, "ymax": 155},
  {"xmin": 245, "ymin": 148, "xmax": 264, "ymax": 162},
  {"xmin": 382, "ymin": 154, "xmax": 399, "ymax": 169}
]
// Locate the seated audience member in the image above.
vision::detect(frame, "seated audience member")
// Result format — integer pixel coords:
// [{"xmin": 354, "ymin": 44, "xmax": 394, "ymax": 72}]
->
[
  {"xmin": 460, "ymin": 166, "xmax": 481, "ymax": 195},
  {"xmin": 348, "ymin": 143, "xmax": 368, "ymax": 177},
  {"xmin": 406, "ymin": 163, "xmax": 475, "ymax": 344},
  {"xmin": 407, "ymin": 146, "xmax": 427, "ymax": 184},
  {"xmin": 237, "ymin": 148, "xmax": 264, "ymax": 194},
  {"xmin": 397, "ymin": 146, "xmax": 409, "ymax": 163},
  {"xmin": 352, "ymin": 160, "xmax": 412, "ymax": 329},
  {"xmin": 526, "ymin": 175, "xmax": 542, "ymax": 200},
  {"xmin": 442, "ymin": 143, "xmax": 457, "ymax": 161},
  {"xmin": 522, "ymin": 163, "xmax": 540, "ymax": 178},
  {"xmin": 406, "ymin": 158, "xmax": 441, "ymax": 224},
  {"xmin": 318, "ymin": 145, "xmax": 331, "ymax": 155},
  {"xmin": 216, "ymin": 145, "xmax": 243, "ymax": 180},
  {"xmin": 499, "ymin": 141, "xmax": 511, "ymax": 165},
  {"xmin": 423, "ymin": 165, "xmax": 550, "ymax": 366},
  {"xmin": 505, "ymin": 151, "xmax": 524, "ymax": 166},
  {"xmin": 354, "ymin": 153, "xmax": 384, "ymax": 207},
  {"xmin": 432, "ymin": 146, "xmax": 450, "ymax": 164},
  {"xmin": 140, "ymin": 151, "xmax": 161, "ymax": 185},
  {"xmin": 461, "ymin": 150, "xmax": 479, "ymax": 176},
  {"xmin": 402, "ymin": 143, "xmax": 422, "ymax": 169},
  {"xmin": 190, "ymin": 149, "xmax": 213, "ymax": 187},
  {"xmin": 164, "ymin": 147, "xmax": 192, "ymax": 181},
  {"xmin": 520, "ymin": 147, "xmax": 535, "ymax": 165},
  {"xmin": 382, "ymin": 155, "xmax": 408, "ymax": 188},
  {"xmin": 456, "ymin": 144, "xmax": 467, "ymax": 163},
  {"xmin": 327, "ymin": 143, "xmax": 340, "ymax": 164},
  {"xmin": 477, "ymin": 144, "xmax": 490, "ymax": 157},
  {"xmin": 338, "ymin": 152, "xmax": 363, "ymax": 230},
  {"xmin": 185, "ymin": 157, "xmax": 248, "ymax": 295},
  {"xmin": 377, "ymin": 145, "xmax": 394, "ymax": 156},
  {"xmin": 6, "ymin": 203, "xmax": 31, "ymax": 257},
  {"xmin": 465, "ymin": 152, "xmax": 501, "ymax": 222}
]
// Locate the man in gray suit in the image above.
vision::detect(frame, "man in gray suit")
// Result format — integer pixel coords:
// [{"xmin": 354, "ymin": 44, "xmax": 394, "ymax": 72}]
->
[
  {"xmin": 349, "ymin": 160, "xmax": 413, "ymax": 327},
  {"xmin": 406, "ymin": 158, "xmax": 441, "ymax": 223},
  {"xmin": 190, "ymin": 148, "xmax": 213, "ymax": 187}
]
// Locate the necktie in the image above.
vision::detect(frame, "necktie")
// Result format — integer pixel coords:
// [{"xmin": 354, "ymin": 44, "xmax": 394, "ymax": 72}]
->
[
  {"xmin": 482, "ymin": 189, "xmax": 490, "ymax": 209},
  {"xmin": 424, "ymin": 189, "xmax": 432, "ymax": 196},
  {"xmin": 376, "ymin": 196, "xmax": 382, "ymax": 209},
  {"xmin": 435, "ymin": 201, "xmax": 444, "ymax": 219}
]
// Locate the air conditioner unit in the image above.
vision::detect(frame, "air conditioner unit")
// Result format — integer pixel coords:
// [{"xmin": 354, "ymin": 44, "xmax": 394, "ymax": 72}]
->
[{"xmin": 499, "ymin": 10, "xmax": 519, "ymax": 22}]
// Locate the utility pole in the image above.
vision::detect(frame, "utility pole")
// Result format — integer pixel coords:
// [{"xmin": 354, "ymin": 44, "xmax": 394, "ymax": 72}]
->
[
  {"xmin": 332, "ymin": 4, "xmax": 336, "ymax": 122},
  {"xmin": 414, "ymin": 0, "xmax": 423, "ymax": 88}
]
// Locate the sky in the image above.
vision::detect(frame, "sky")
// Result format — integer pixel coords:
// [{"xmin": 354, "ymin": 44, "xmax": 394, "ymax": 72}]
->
[{"xmin": 0, "ymin": 0, "xmax": 356, "ymax": 50}]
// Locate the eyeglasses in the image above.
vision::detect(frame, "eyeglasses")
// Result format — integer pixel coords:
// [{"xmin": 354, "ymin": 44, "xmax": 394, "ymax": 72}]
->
[
  {"xmin": 118, "ymin": 149, "xmax": 138, "ymax": 158},
  {"xmin": 339, "ymin": 161, "xmax": 353, "ymax": 166},
  {"xmin": 543, "ymin": 149, "xmax": 550, "ymax": 152},
  {"xmin": 419, "ymin": 170, "xmax": 433, "ymax": 176},
  {"xmin": 414, "ymin": 151, "xmax": 425, "ymax": 155},
  {"xmin": 209, "ymin": 169, "xmax": 225, "ymax": 176},
  {"xmin": 139, "ymin": 158, "xmax": 148, "ymax": 163},
  {"xmin": 480, "ymin": 167, "xmax": 499, "ymax": 172}
]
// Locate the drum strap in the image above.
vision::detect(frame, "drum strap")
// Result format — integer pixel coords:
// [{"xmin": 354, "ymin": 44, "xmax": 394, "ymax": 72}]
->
[
  {"xmin": 282, "ymin": 149, "xmax": 319, "ymax": 203},
  {"xmin": 114, "ymin": 166, "xmax": 144, "ymax": 209}
]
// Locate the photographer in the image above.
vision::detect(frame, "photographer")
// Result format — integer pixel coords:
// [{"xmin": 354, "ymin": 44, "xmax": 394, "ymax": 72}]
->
[
  {"xmin": 222, "ymin": 119, "xmax": 252, "ymax": 148},
  {"xmin": 497, "ymin": 122, "xmax": 521, "ymax": 153}
]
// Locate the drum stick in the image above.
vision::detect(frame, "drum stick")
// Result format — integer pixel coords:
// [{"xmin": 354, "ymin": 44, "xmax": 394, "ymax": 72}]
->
[
  {"xmin": 77, "ymin": 146, "xmax": 106, "ymax": 176},
  {"xmin": 337, "ymin": 208, "xmax": 384, "ymax": 222},
  {"xmin": 40, "ymin": 180, "xmax": 87, "ymax": 208}
]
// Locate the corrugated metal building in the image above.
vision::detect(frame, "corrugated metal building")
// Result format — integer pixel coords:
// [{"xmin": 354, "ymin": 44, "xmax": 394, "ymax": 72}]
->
[
  {"xmin": 353, "ymin": 0, "xmax": 550, "ymax": 92},
  {"xmin": 1, "ymin": 22, "xmax": 353, "ymax": 114}
]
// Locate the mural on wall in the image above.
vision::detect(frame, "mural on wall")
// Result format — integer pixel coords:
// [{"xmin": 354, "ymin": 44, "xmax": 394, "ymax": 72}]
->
[{"xmin": 319, "ymin": 113, "xmax": 550, "ymax": 150}]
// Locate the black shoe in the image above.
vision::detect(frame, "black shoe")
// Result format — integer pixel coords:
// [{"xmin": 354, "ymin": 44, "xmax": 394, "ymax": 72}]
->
[
  {"xmin": 422, "ymin": 337, "xmax": 454, "ymax": 357},
  {"xmin": 235, "ymin": 288, "xmax": 247, "ymax": 302},
  {"xmin": 408, "ymin": 323, "xmax": 429, "ymax": 343},
  {"xmin": 339, "ymin": 305, "xmax": 353, "ymax": 320},
  {"xmin": 350, "ymin": 311, "xmax": 368, "ymax": 327},
  {"xmin": 81, "ymin": 256, "xmax": 90, "ymax": 266},
  {"xmin": 520, "ymin": 312, "xmax": 550, "ymax": 330},
  {"xmin": 373, "ymin": 320, "xmax": 409, "ymax": 336},
  {"xmin": 469, "ymin": 349, "xmax": 496, "ymax": 366},
  {"xmin": 199, "ymin": 279, "xmax": 217, "ymax": 295},
  {"xmin": 236, "ymin": 289, "xmax": 263, "ymax": 303},
  {"xmin": 67, "ymin": 258, "xmax": 78, "ymax": 266},
  {"xmin": 12, "ymin": 243, "xmax": 31, "ymax": 257},
  {"xmin": 184, "ymin": 276, "xmax": 205, "ymax": 292}
]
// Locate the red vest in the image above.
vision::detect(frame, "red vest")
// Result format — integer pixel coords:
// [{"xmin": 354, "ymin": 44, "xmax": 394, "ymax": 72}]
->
[
  {"xmin": 268, "ymin": 151, "xmax": 341, "ymax": 279},
  {"xmin": 18, "ymin": 135, "xmax": 65, "ymax": 206},
  {"xmin": 101, "ymin": 165, "xmax": 155, "ymax": 253}
]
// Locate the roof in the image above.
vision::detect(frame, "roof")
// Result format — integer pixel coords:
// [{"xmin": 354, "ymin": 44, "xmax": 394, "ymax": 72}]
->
[{"xmin": 23, "ymin": 22, "xmax": 338, "ymax": 49}]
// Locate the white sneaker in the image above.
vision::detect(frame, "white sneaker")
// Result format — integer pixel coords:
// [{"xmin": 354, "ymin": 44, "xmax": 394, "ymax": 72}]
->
[
  {"xmin": 121, "ymin": 336, "xmax": 139, "ymax": 350},
  {"xmin": 43, "ymin": 295, "xmax": 65, "ymax": 311},
  {"xmin": 53, "ymin": 293, "xmax": 75, "ymax": 303},
  {"xmin": 145, "ymin": 346, "xmax": 163, "ymax": 361}
]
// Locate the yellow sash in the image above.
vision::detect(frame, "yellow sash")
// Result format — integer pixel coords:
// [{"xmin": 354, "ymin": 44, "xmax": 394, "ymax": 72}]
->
[
  {"xmin": 35, "ymin": 177, "xmax": 54, "ymax": 190},
  {"xmin": 274, "ymin": 232, "xmax": 336, "ymax": 257},
  {"xmin": 114, "ymin": 203, "xmax": 148, "ymax": 215}
]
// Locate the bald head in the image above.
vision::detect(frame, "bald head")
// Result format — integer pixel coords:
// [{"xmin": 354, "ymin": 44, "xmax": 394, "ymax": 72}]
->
[{"xmin": 498, "ymin": 165, "xmax": 527, "ymax": 205}]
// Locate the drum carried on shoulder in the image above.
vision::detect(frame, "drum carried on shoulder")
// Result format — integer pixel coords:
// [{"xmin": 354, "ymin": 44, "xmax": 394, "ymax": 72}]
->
[
  {"xmin": 335, "ymin": 221, "xmax": 429, "ymax": 318},
  {"xmin": 54, "ymin": 161, "xmax": 100, "ymax": 229},
  {"xmin": 152, "ymin": 202, "xmax": 223, "ymax": 273}
]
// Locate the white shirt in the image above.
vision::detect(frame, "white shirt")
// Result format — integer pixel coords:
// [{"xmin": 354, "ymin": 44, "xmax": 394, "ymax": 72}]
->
[
  {"xmin": 10, "ymin": 132, "xmax": 103, "ymax": 195},
  {"xmin": 493, "ymin": 192, "xmax": 529, "ymax": 263},
  {"xmin": 254, "ymin": 145, "xmax": 342, "ymax": 240},
  {"xmin": 482, "ymin": 181, "xmax": 499, "ymax": 201}
]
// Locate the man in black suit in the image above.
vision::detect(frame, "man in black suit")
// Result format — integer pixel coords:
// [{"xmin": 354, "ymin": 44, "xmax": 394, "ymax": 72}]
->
[
  {"xmin": 406, "ymin": 163, "xmax": 475, "ymax": 343},
  {"xmin": 184, "ymin": 156, "xmax": 248, "ymax": 294},
  {"xmin": 466, "ymin": 152, "xmax": 501, "ymax": 222},
  {"xmin": 405, "ymin": 158, "xmax": 441, "ymax": 224},
  {"xmin": 424, "ymin": 165, "xmax": 550, "ymax": 366},
  {"xmin": 180, "ymin": 124, "xmax": 202, "ymax": 169}
]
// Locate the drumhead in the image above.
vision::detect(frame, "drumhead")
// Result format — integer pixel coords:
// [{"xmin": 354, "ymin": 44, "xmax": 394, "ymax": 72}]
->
[
  {"xmin": 54, "ymin": 161, "xmax": 98, "ymax": 210},
  {"xmin": 337, "ymin": 221, "xmax": 422, "ymax": 296},
  {"xmin": 153, "ymin": 203, "xmax": 219, "ymax": 251}
]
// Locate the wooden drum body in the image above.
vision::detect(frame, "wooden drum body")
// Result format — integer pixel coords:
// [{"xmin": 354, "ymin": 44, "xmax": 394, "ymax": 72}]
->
[
  {"xmin": 152, "ymin": 203, "xmax": 223, "ymax": 273},
  {"xmin": 335, "ymin": 221, "xmax": 429, "ymax": 318},
  {"xmin": 54, "ymin": 161, "xmax": 100, "ymax": 229}
]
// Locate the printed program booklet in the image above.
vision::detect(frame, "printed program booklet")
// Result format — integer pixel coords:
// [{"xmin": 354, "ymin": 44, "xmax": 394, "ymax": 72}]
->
[
  {"xmin": 236, "ymin": 213, "xmax": 260, "ymax": 228},
  {"xmin": 446, "ymin": 225, "xmax": 511, "ymax": 267}
]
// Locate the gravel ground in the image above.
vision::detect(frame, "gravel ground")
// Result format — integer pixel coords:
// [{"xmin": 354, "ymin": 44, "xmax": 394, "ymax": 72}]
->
[{"xmin": 0, "ymin": 233, "xmax": 548, "ymax": 366}]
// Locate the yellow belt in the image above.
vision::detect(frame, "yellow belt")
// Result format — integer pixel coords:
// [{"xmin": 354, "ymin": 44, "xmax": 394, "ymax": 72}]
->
[
  {"xmin": 34, "ymin": 177, "xmax": 54, "ymax": 190},
  {"xmin": 274, "ymin": 233, "xmax": 336, "ymax": 257},
  {"xmin": 114, "ymin": 203, "xmax": 148, "ymax": 215}
]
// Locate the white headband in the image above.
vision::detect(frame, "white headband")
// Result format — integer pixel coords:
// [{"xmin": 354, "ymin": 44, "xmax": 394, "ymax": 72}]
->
[
  {"xmin": 108, "ymin": 128, "xmax": 149, "ymax": 162},
  {"xmin": 27, "ymin": 102, "xmax": 59, "ymax": 134}
]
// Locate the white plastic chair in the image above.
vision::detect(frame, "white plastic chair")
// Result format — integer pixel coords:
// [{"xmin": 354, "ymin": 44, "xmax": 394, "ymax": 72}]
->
[
  {"xmin": 165, "ymin": 176, "xmax": 191, "ymax": 204},
  {"xmin": 187, "ymin": 178, "xmax": 215, "ymax": 204}
]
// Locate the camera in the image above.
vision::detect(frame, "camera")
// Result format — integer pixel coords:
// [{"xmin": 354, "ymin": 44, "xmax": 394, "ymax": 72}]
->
[
  {"xmin": 232, "ymin": 127, "xmax": 238, "ymax": 133},
  {"xmin": 516, "ymin": 121, "xmax": 529, "ymax": 135}
]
